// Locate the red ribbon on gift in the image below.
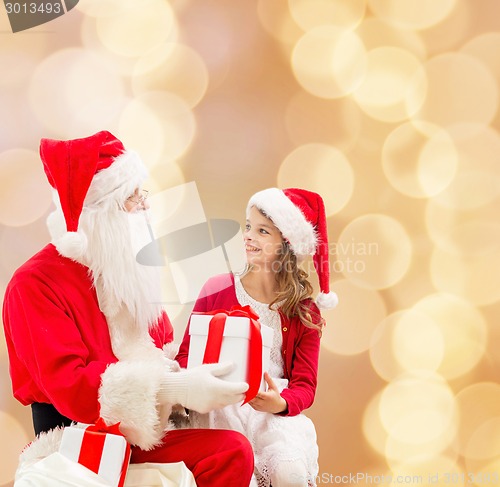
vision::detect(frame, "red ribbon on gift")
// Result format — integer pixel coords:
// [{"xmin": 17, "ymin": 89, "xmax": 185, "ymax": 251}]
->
[
  {"xmin": 193, "ymin": 305, "xmax": 263, "ymax": 404},
  {"xmin": 78, "ymin": 417, "xmax": 131, "ymax": 487}
]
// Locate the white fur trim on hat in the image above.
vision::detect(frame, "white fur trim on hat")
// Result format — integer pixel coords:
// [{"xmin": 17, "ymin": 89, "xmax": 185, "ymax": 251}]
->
[
  {"xmin": 247, "ymin": 188, "xmax": 317, "ymax": 256},
  {"xmin": 86, "ymin": 150, "xmax": 148, "ymax": 208},
  {"xmin": 316, "ymin": 291, "xmax": 339, "ymax": 309}
]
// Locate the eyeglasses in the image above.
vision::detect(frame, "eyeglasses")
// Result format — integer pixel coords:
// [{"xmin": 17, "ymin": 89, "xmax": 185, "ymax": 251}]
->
[{"xmin": 127, "ymin": 189, "xmax": 149, "ymax": 206}]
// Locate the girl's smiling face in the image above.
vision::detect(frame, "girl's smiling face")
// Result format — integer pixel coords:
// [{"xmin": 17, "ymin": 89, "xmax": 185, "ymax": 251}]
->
[{"xmin": 244, "ymin": 206, "xmax": 284, "ymax": 269}]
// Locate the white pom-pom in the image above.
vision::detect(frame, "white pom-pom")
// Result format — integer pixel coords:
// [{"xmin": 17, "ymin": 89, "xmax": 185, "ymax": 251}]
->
[
  {"xmin": 46, "ymin": 210, "xmax": 66, "ymax": 239},
  {"xmin": 316, "ymin": 291, "xmax": 339, "ymax": 309},
  {"xmin": 53, "ymin": 231, "xmax": 88, "ymax": 261}
]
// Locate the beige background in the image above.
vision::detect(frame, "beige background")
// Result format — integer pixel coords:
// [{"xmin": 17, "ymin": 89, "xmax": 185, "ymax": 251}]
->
[{"xmin": 1, "ymin": 0, "xmax": 500, "ymax": 485}]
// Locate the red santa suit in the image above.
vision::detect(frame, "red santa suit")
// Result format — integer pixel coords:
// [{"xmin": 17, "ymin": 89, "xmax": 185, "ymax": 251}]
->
[{"xmin": 3, "ymin": 243, "xmax": 174, "ymax": 444}]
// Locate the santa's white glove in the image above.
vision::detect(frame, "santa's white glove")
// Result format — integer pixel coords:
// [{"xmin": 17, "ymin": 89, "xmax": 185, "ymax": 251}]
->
[{"xmin": 158, "ymin": 361, "xmax": 249, "ymax": 414}]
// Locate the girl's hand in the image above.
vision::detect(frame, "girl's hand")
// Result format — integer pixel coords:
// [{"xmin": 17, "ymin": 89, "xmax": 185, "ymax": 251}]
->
[{"xmin": 248, "ymin": 372, "xmax": 288, "ymax": 414}]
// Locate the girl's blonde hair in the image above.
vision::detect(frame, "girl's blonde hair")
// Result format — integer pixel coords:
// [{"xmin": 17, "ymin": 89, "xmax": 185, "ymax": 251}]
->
[{"xmin": 269, "ymin": 241, "xmax": 324, "ymax": 335}]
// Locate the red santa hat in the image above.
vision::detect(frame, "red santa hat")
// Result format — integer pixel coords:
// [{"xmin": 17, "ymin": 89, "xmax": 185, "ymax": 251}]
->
[
  {"xmin": 247, "ymin": 187, "xmax": 338, "ymax": 309},
  {"xmin": 40, "ymin": 130, "xmax": 148, "ymax": 260}
]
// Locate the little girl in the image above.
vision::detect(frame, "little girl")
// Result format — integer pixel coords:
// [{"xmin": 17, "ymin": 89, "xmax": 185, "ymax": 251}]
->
[{"xmin": 176, "ymin": 188, "xmax": 338, "ymax": 487}]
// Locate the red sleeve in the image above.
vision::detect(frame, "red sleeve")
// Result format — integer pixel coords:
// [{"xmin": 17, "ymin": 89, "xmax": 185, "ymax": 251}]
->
[
  {"xmin": 175, "ymin": 318, "xmax": 192, "ymax": 368},
  {"xmin": 280, "ymin": 302, "xmax": 322, "ymax": 416},
  {"xmin": 4, "ymin": 277, "xmax": 110, "ymax": 423}
]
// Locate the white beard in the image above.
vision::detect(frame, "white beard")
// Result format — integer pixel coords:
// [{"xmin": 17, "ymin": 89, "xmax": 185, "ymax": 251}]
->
[
  {"xmin": 48, "ymin": 204, "xmax": 164, "ymax": 330},
  {"xmin": 83, "ymin": 208, "xmax": 164, "ymax": 328}
]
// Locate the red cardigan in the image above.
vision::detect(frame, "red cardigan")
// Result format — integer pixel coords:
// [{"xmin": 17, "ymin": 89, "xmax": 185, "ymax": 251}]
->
[{"xmin": 176, "ymin": 274, "xmax": 322, "ymax": 416}]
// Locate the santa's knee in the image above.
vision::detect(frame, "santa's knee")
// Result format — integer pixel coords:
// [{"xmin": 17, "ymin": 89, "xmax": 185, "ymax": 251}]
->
[{"xmin": 225, "ymin": 430, "xmax": 254, "ymax": 465}]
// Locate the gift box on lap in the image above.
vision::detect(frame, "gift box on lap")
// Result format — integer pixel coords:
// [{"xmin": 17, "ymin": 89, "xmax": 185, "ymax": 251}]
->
[
  {"xmin": 187, "ymin": 306, "xmax": 273, "ymax": 402},
  {"xmin": 59, "ymin": 418, "xmax": 131, "ymax": 487}
]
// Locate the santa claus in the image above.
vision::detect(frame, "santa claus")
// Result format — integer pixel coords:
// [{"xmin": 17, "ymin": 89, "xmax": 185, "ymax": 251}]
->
[{"xmin": 2, "ymin": 131, "xmax": 253, "ymax": 486}]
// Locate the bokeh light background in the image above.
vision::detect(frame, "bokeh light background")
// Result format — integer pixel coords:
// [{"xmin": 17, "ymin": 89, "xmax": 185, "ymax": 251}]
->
[{"xmin": 1, "ymin": 0, "xmax": 500, "ymax": 485}]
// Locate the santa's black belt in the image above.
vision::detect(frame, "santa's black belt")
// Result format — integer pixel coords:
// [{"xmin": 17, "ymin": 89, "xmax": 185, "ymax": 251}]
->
[{"xmin": 31, "ymin": 402, "xmax": 72, "ymax": 436}]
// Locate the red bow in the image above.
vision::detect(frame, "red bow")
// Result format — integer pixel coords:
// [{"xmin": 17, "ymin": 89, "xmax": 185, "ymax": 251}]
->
[
  {"xmin": 86, "ymin": 417, "xmax": 123, "ymax": 435},
  {"xmin": 192, "ymin": 305, "xmax": 262, "ymax": 404}
]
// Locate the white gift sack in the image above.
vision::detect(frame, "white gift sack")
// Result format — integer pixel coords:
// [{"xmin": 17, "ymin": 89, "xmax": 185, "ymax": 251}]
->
[{"xmin": 14, "ymin": 453, "xmax": 196, "ymax": 487}]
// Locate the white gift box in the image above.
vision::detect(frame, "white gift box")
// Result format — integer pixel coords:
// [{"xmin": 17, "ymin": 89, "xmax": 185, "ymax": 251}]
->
[
  {"xmin": 187, "ymin": 314, "xmax": 274, "ymax": 391},
  {"xmin": 59, "ymin": 424, "xmax": 130, "ymax": 487}
]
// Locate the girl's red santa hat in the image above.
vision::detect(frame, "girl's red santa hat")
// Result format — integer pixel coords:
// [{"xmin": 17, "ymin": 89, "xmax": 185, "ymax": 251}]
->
[
  {"xmin": 40, "ymin": 130, "xmax": 148, "ymax": 260},
  {"xmin": 247, "ymin": 187, "xmax": 339, "ymax": 310}
]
